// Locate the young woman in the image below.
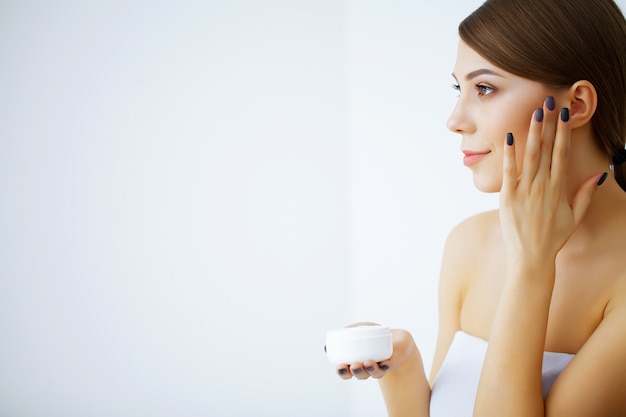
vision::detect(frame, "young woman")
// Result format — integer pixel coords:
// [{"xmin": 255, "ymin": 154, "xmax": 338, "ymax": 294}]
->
[{"xmin": 334, "ymin": 0, "xmax": 626, "ymax": 416}]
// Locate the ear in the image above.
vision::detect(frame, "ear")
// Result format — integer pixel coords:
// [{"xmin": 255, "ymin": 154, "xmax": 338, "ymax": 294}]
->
[{"xmin": 566, "ymin": 80, "xmax": 597, "ymax": 129}]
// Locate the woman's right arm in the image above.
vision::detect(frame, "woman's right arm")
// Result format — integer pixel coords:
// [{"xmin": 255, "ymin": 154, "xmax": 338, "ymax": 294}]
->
[
  {"xmin": 335, "ymin": 328, "xmax": 431, "ymax": 417},
  {"xmin": 377, "ymin": 330, "xmax": 432, "ymax": 417}
]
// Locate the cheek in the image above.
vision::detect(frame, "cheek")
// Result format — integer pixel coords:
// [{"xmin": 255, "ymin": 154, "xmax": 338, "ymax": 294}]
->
[
  {"xmin": 490, "ymin": 89, "xmax": 541, "ymax": 141},
  {"xmin": 495, "ymin": 109, "xmax": 535, "ymax": 168},
  {"xmin": 483, "ymin": 112, "xmax": 533, "ymax": 188}
]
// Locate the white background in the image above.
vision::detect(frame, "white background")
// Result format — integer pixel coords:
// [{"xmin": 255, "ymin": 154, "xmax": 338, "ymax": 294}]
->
[{"xmin": 7, "ymin": 0, "xmax": 621, "ymax": 416}]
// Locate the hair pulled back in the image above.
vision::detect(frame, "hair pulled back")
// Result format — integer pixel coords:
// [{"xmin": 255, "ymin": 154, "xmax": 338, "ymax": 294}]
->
[{"xmin": 459, "ymin": 0, "xmax": 626, "ymax": 190}]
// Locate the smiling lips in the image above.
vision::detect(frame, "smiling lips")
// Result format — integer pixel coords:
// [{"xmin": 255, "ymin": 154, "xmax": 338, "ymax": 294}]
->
[{"xmin": 462, "ymin": 151, "xmax": 491, "ymax": 166}]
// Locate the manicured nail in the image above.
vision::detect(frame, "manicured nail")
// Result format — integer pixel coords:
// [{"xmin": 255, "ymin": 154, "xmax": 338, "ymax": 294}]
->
[
  {"xmin": 506, "ymin": 132, "xmax": 514, "ymax": 146},
  {"xmin": 353, "ymin": 368, "xmax": 362, "ymax": 374},
  {"xmin": 535, "ymin": 108, "xmax": 544, "ymax": 122},
  {"xmin": 546, "ymin": 96, "xmax": 555, "ymax": 111},
  {"xmin": 365, "ymin": 366, "xmax": 375, "ymax": 372},
  {"xmin": 597, "ymin": 172, "xmax": 608, "ymax": 186},
  {"xmin": 380, "ymin": 365, "xmax": 389, "ymax": 371},
  {"xmin": 337, "ymin": 368, "xmax": 348, "ymax": 375},
  {"xmin": 561, "ymin": 108, "xmax": 570, "ymax": 122}
]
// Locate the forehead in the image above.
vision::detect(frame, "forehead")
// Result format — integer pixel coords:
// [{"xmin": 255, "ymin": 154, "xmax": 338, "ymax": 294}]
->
[{"xmin": 453, "ymin": 40, "xmax": 500, "ymax": 77}]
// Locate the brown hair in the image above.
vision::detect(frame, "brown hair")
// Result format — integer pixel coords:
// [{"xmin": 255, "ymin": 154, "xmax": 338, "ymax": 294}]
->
[{"xmin": 459, "ymin": 0, "xmax": 626, "ymax": 191}]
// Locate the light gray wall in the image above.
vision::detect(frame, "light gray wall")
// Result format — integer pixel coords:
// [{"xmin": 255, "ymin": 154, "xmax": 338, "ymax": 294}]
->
[{"xmin": 0, "ymin": 1, "xmax": 350, "ymax": 416}]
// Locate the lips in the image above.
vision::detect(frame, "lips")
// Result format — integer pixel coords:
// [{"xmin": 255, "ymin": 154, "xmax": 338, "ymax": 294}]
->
[{"xmin": 462, "ymin": 150, "xmax": 491, "ymax": 166}]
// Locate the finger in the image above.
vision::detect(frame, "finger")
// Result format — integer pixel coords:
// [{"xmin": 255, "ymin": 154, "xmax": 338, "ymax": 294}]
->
[
  {"xmin": 362, "ymin": 360, "xmax": 389, "ymax": 379},
  {"xmin": 571, "ymin": 172, "xmax": 608, "ymax": 225},
  {"xmin": 501, "ymin": 132, "xmax": 518, "ymax": 194},
  {"xmin": 537, "ymin": 96, "xmax": 558, "ymax": 177},
  {"xmin": 350, "ymin": 363, "xmax": 370, "ymax": 380},
  {"xmin": 521, "ymin": 108, "xmax": 544, "ymax": 185},
  {"xmin": 551, "ymin": 108, "xmax": 571, "ymax": 186},
  {"xmin": 336, "ymin": 364, "xmax": 352, "ymax": 380}
]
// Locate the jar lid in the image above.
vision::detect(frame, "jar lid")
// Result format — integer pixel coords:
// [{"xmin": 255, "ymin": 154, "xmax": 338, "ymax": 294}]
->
[{"xmin": 326, "ymin": 325, "xmax": 391, "ymax": 341}]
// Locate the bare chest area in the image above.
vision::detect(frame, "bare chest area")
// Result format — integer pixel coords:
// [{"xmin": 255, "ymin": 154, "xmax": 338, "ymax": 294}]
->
[{"xmin": 459, "ymin": 251, "xmax": 616, "ymax": 353}]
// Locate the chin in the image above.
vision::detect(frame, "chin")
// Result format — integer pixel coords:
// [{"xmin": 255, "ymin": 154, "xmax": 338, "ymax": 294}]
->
[{"xmin": 472, "ymin": 176, "xmax": 501, "ymax": 193}]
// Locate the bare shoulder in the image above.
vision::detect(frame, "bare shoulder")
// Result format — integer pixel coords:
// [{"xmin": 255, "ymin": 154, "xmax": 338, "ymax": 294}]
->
[
  {"xmin": 444, "ymin": 209, "xmax": 500, "ymax": 253},
  {"xmin": 440, "ymin": 209, "xmax": 502, "ymax": 293}
]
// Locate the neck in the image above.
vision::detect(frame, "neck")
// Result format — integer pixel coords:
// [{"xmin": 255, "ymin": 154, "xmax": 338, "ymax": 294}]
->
[
  {"xmin": 565, "ymin": 126, "xmax": 609, "ymax": 201},
  {"xmin": 563, "ymin": 127, "xmax": 626, "ymax": 249}
]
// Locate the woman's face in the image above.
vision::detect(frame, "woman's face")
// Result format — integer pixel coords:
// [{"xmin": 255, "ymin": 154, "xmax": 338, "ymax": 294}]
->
[{"xmin": 447, "ymin": 40, "xmax": 554, "ymax": 192}]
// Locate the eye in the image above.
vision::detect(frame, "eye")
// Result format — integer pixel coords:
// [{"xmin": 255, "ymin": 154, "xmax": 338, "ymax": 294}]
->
[{"xmin": 476, "ymin": 84, "xmax": 495, "ymax": 96}]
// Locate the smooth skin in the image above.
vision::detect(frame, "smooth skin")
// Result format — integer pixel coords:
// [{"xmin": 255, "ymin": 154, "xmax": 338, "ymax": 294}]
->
[{"xmin": 335, "ymin": 40, "xmax": 626, "ymax": 416}]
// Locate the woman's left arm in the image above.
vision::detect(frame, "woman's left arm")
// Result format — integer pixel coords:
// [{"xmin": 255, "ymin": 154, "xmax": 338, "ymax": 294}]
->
[
  {"xmin": 546, "ymin": 291, "xmax": 626, "ymax": 416},
  {"xmin": 473, "ymin": 101, "xmax": 607, "ymax": 416},
  {"xmin": 478, "ymin": 270, "xmax": 626, "ymax": 416}
]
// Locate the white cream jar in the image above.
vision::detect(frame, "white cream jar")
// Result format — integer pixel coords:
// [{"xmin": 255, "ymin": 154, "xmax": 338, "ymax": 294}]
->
[{"xmin": 325, "ymin": 325, "xmax": 393, "ymax": 365}]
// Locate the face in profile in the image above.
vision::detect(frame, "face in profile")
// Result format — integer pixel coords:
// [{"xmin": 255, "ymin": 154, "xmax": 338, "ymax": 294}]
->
[{"xmin": 447, "ymin": 40, "xmax": 554, "ymax": 193}]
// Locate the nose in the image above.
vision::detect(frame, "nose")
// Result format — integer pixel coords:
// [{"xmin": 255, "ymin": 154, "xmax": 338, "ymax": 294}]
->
[{"xmin": 446, "ymin": 99, "xmax": 473, "ymax": 135}]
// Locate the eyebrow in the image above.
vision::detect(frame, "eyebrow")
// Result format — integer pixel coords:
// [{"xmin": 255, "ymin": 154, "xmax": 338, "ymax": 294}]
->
[{"xmin": 452, "ymin": 68, "xmax": 505, "ymax": 81}]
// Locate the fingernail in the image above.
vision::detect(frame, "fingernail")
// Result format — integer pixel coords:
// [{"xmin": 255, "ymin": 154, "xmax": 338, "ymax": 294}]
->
[
  {"xmin": 337, "ymin": 368, "xmax": 348, "ymax": 375},
  {"xmin": 546, "ymin": 96, "xmax": 555, "ymax": 111},
  {"xmin": 535, "ymin": 108, "xmax": 544, "ymax": 122},
  {"xmin": 365, "ymin": 366, "xmax": 375, "ymax": 372},
  {"xmin": 506, "ymin": 132, "xmax": 514, "ymax": 146},
  {"xmin": 353, "ymin": 368, "xmax": 362, "ymax": 374},
  {"xmin": 597, "ymin": 172, "xmax": 608, "ymax": 186},
  {"xmin": 561, "ymin": 108, "xmax": 570, "ymax": 122},
  {"xmin": 380, "ymin": 365, "xmax": 389, "ymax": 371}
]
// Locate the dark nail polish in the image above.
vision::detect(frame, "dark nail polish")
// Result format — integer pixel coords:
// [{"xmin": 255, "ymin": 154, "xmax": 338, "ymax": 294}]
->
[
  {"xmin": 380, "ymin": 365, "xmax": 389, "ymax": 371},
  {"xmin": 546, "ymin": 96, "xmax": 555, "ymax": 111},
  {"xmin": 535, "ymin": 108, "xmax": 544, "ymax": 122},
  {"xmin": 561, "ymin": 108, "xmax": 570, "ymax": 122},
  {"xmin": 353, "ymin": 368, "xmax": 362, "ymax": 374},
  {"xmin": 506, "ymin": 132, "xmax": 514, "ymax": 146},
  {"xmin": 365, "ymin": 366, "xmax": 375, "ymax": 372},
  {"xmin": 338, "ymin": 368, "xmax": 348, "ymax": 375},
  {"xmin": 597, "ymin": 172, "xmax": 608, "ymax": 186}
]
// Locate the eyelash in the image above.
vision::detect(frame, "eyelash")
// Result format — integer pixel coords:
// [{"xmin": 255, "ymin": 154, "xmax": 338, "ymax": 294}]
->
[{"xmin": 451, "ymin": 83, "xmax": 496, "ymax": 97}]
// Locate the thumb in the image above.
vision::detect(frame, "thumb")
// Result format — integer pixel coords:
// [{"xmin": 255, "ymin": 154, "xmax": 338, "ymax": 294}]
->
[{"xmin": 571, "ymin": 172, "xmax": 608, "ymax": 224}]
